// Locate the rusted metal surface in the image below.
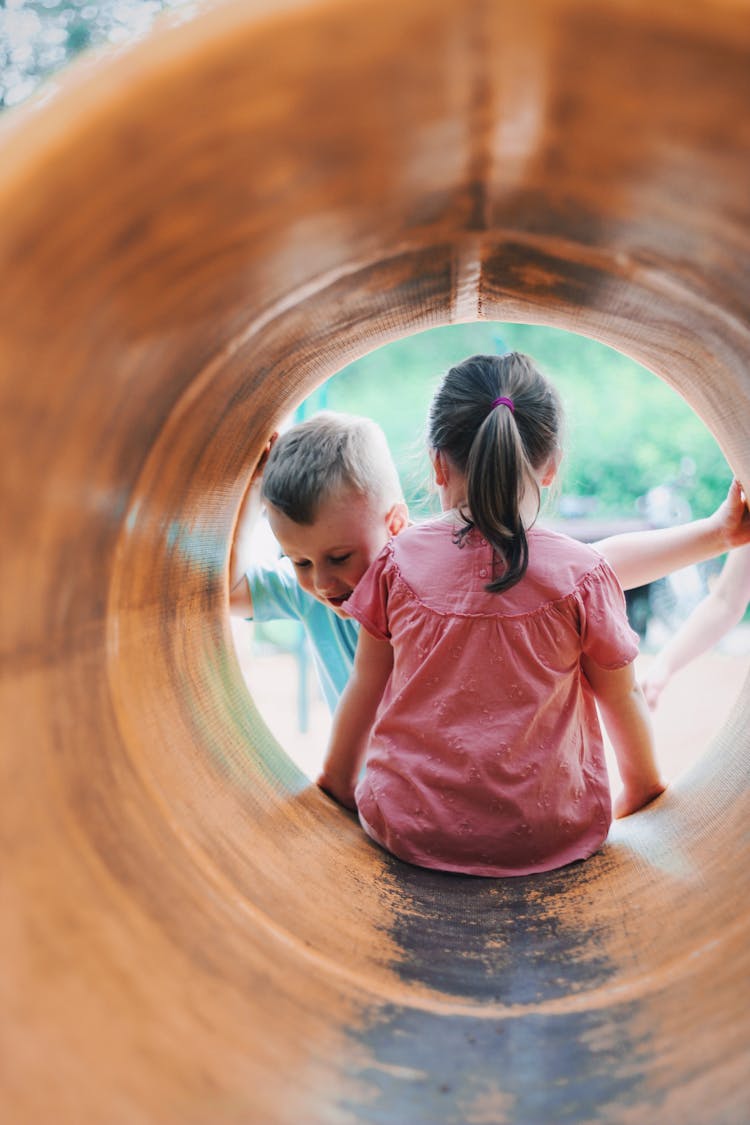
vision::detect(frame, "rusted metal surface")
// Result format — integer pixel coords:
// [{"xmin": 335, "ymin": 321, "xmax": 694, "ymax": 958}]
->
[{"xmin": 1, "ymin": 1, "xmax": 749, "ymax": 1121}]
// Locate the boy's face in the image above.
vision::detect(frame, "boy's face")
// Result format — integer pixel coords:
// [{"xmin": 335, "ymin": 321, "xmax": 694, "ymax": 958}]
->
[{"xmin": 266, "ymin": 488, "xmax": 405, "ymax": 617}]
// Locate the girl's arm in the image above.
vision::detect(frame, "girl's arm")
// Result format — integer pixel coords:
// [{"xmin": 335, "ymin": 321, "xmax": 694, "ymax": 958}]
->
[
  {"xmin": 582, "ymin": 656, "xmax": 666, "ymax": 818},
  {"xmin": 317, "ymin": 629, "xmax": 394, "ymax": 810},
  {"xmin": 595, "ymin": 478, "xmax": 750, "ymax": 591},
  {"xmin": 642, "ymin": 543, "xmax": 750, "ymax": 708}
]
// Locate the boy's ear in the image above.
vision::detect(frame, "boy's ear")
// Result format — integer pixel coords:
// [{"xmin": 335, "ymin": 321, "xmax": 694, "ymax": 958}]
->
[{"xmin": 385, "ymin": 501, "xmax": 409, "ymax": 537}]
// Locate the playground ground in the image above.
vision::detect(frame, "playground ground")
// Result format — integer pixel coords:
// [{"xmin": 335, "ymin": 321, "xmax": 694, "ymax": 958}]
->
[{"xmin": 232, "ymin": 619, "xmax": 750, "ymax": 791}]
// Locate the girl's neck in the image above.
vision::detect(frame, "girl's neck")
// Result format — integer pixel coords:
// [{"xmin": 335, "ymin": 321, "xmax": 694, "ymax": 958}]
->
[
  {"xmin": 440, "ymin": 490, "xmax": 541, "ymax": 530},
  {"xmin": 433, "ymin": 452, "xmax": 547, "ymax": 529},
  {"xmin": 436, "ymin": 468, "xmax": 468, "ymax": 513}
]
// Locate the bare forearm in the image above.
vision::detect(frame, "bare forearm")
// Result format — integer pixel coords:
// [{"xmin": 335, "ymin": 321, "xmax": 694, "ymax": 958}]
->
[
  {"xmin": 597, "ymin": 518, "xmax": 723, "ymax": 591},
  {"xmin": 600, "ymin": 685, "xmax": 664, "ymax": 817},
  {"xmin": 648, "ymin": 548, "xmax": 750, "ymax": 683},
  {"xmin": 655, "ymin": 597, "xmax": 742, "ymax": 682},
  {"xmin": 318, "ymin": 631, "xmax": 394, "ymax": 810},
  {"xmin": 229, "ymin": 434, "xmax": 278, "ymax": 615},
  {"xmin": 601, "ymin": 684, "xmax": 657, "ymax": 781},
  {"xmin": 583, "ymin": 657, "xmax": 665, "ymax": 817},
  {"xmin": 318, "ymin": 677, "xmax": 374, "ymax": 810},
  {"xmin": 228, "ymin": 480, "xmax": 263, "ymax": 616},
  {"xmin": 597, "ymin": 478, "xmax": 750, "ymax": 591},
  {"xmin": 229, "ymin": 480, "xmax": 262, "ymax": 589}
]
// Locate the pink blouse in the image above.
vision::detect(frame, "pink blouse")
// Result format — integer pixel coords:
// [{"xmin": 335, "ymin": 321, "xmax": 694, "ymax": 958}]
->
[{"xmin": 348, "ymin": 518, "xmax": 639, "ymax": 877}]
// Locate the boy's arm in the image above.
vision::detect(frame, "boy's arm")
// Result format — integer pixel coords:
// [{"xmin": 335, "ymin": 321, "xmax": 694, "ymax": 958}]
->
[
  {"xmin": 228, "ymin": 435, "xmax": 278, "ymax": 618},
  {"xmin": 642, "ymin": 543, "xmax": 750, "ymax": 707},
  {"xmin": 228, "ymin": 475, "xmax": 261, "ymax": 617},
  {"xmin": 582, "ymin": 656, "xmax": 665, "ymax": 819},
  {"xmin": 595, "ymin": 478, "xmax": 750, "ymax": 591},
  {"xmin": 317, "ymin": 629, "xmax": 394, "ymax": 811}
]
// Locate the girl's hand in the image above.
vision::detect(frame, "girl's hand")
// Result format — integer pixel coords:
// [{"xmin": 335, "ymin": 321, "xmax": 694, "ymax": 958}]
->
[
  {"xmin": 613, "ymin": 780, "xmax": 666, "ymax": 819},
  {"xmin": 713, "ymin": 478, "xmax": 750, "ymax": 550},
  {"xmin": 316, "ymin": 772, "xmax": 358, "ymax": 812}
]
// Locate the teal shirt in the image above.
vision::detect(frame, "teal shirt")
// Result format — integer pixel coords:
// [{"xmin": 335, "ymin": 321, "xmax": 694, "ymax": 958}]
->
[{"xmin": 246, "ymin": 558, "xmax": 358, "ymax": 712}]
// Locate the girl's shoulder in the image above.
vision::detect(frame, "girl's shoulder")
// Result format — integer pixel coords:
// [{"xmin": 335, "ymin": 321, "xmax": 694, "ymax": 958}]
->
[
  {"xmin": 524, "ymin": 527, "xmax": 615, "ymax": 603},
  {"xmin": 394, "ymin": 515, "xmax": 458, "ymax": 545},
  {"xmin": 391, "ymin": 515, "xmax": 462, "ymax": 560},
  {"xmin": 391, "ymin": 520, "xmax": 609, "ymax": 591},
  {"xmin": 384, "ymin": 520, "xmax": 617, "ymax": 619},
  {"xmin": 397, "ymin": 520, "xmax": 601, "ymax": 561},
  {"xmin": 384, "ymin": 517, "xmax": 471, "ymax": 597},
  {"xmin": 530, "ymin": 526, "xmax": 603, "ymax": 567}
]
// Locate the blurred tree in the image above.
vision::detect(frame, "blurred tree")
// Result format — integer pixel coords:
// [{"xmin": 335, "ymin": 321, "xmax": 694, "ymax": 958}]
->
[{"xmin": 0, "ymin": 0, "xmax": 188, "ymax": 109}]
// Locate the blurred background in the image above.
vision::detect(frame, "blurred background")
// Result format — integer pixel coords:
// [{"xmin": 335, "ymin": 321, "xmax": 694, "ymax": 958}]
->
[
  {"xmin": 0, "ymin": 0, "xmax": 187, "ymax": 109},
  {"xmin": 5, "ymin": 0, "xmax": 748, "ymax": 785}
]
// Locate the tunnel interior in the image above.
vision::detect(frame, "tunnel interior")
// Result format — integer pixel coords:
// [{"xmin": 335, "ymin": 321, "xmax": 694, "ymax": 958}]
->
[{"xmin": 1, "ymin": 1, "xmax": 749, "ymax": 1122}]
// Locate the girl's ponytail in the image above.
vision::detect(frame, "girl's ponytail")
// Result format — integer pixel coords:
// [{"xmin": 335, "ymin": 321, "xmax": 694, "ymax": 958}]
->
[
  {"xmin": 427, "ymin": 352, "xmax": 562, "ymax": 594},
  {"xmin": 466, "ymin": 402, "xmax": 534, "ymax": 592}
]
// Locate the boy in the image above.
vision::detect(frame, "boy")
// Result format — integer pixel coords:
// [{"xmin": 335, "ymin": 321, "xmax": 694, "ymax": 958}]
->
[
  {"xmin": 230, "ymin": 411, "xmax": 750, "ymax": 710},
  {"xmin": 229, "ymin": 413, "xmax": 407, "ymax": 710}
]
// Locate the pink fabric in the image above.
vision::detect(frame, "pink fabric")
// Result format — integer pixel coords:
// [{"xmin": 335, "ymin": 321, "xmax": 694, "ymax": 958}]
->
[{"xmin": 348, "ymin": 518, "xmax": 640, "ymax": 877}]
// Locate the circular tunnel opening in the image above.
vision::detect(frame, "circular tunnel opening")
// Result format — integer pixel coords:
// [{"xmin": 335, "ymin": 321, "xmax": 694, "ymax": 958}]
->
[{"xmin": 231, "ymin": 319, "xmax": 750, "ymax": 798}]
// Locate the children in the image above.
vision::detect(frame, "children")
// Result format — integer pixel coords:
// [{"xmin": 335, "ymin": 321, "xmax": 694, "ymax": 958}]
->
[
  {"xmin": 642, "ymin": 542, "xmax": 750, "ymax": 708},
  {"xmin": 318, "ymin": 352, "xmax": 666, "ymax": 876},
  {"xmin": 230, "ymin": 411, "xmax": 750, "ymax": 716}
]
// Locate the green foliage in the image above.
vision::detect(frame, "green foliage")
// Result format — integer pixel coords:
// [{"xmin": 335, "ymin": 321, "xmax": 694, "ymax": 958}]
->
[{"xmin": 317, "ymin": 323, "xmax": 732, "ymax": 522}]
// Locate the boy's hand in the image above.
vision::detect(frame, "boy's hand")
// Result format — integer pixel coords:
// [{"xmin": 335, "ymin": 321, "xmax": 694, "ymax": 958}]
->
[
  {"xmin": 316, "ymin": 772, "xmax": 358, "ymax": 812},
  {"xmin": 228, "ymin": 431, "xmax": 280, "ymax": 616},
  {"xmin": 251, "ymin": 431, "xmax": 279, "ymax": 485},
  {"xmin": 712, "ymin": 478, "xmax": 750, "ymax": 550}
]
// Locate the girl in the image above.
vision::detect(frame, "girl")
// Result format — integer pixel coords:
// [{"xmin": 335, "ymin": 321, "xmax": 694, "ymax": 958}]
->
[{"xmin": 318, "ymin": 353, "xmax": 666, "ymax": 876}]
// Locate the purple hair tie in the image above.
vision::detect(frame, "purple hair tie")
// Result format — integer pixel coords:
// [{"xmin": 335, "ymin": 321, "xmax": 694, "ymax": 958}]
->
[{"xmin": 491, "ymin": 396, "xmax": 515, "ymax": 413}]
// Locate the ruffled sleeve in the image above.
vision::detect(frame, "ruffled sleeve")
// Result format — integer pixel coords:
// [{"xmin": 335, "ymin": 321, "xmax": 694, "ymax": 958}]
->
[
  {"xmin": 575, "ymin": 559, "xmax": 640, "ymax": 669},
  {"xmin": 345, "ymin": 541, "xmax": 395, "ymax": 640}
]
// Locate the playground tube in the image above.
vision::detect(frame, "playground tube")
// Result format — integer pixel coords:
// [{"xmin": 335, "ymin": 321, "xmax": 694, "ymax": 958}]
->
[{"xmin": 1, "ymin": 1, "xmax": 749, "ymax": 1121}]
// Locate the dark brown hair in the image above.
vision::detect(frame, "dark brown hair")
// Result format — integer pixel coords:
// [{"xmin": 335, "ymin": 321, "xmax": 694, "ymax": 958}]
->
[{"xmin": 427, "ymin": 352, "xmax": 562, "ymax": 593}]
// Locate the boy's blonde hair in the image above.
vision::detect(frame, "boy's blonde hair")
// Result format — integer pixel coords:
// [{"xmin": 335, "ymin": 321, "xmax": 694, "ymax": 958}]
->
[{"xmin": 261, "ymin": 411, "xmax": 403, "ymax": 524}]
